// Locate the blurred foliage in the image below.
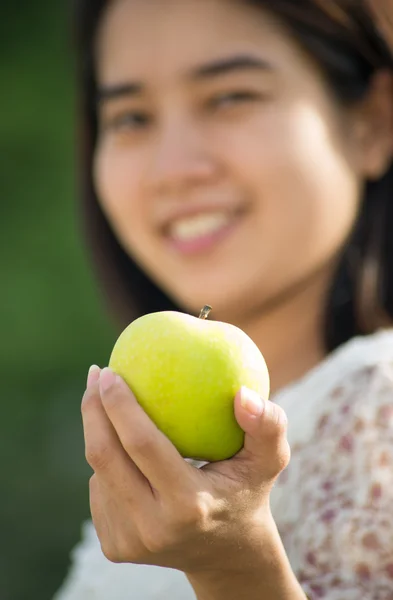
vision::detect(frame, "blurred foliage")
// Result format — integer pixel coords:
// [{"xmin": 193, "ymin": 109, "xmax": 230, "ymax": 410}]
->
[{"xmin": 1, "ymin": 4, "xmax": 116, "ymax": 599}]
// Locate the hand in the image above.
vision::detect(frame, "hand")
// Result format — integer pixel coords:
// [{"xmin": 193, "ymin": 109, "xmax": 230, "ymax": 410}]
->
[{"xmin": 82, "ymin": 365, "xmax": 290, "ymax": 577}]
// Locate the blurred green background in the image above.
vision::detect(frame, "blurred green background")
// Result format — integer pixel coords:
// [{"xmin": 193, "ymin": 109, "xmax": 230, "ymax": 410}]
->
[{"xmin": 1, "ymin": 4, "xmax": 116, "ymax": 599}]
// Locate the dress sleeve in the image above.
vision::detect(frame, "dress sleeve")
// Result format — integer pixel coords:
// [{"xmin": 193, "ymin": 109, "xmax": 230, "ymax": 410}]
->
[
  {"xmin": 53, "ymin": 521, "xmax": 197, "ymax": 600},
  {"xmin": 281, "ymin": 361, "xmax": 393, "ymax": 599},
  {"xmin": 53, "ymin": 521, "xmax": 102, "ymax": 600}
]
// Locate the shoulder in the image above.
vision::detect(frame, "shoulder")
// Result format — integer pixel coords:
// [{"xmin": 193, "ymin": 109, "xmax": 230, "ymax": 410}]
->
[
  {"xmin": 273, "ymin": 328, "xmax": 393, "ymax": 444},
  {"xmin": 274, "ymin": 328, "xmax": 393, "ymax": 403}
]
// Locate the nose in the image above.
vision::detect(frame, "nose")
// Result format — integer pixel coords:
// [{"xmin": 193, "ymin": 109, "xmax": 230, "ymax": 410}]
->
[{"xmin": 145, "ymin": 115, "xmax": 218, "ymax": 194}]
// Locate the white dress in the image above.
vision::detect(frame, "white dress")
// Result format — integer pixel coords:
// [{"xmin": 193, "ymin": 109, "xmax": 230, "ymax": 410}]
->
[{"xmin": 54, "ymin": 329, "xmax": 393, "ymax": 600}]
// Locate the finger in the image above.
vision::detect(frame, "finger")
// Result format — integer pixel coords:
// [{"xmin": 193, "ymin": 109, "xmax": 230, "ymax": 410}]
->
[
  {"xmin": 90, "ymin": 475, "xmax": 153, "ymax": 566},
  {"xmin": 87, "ymin": 364, "xmax": 101, "ymax": 389},
  {"xmin": 89, "ymin": 474, "xmax": 112, "ymax": 555},
  {"xmin": 81, "ymin": 380, "xmax": 150, "ymax": 496},
  {"xmin": 99, "ymin": 368, "xmax": 195, "ymax": 494},
  {"xmin": 233, "ymin": 387, "xmax": 290, "ymax": 482}
]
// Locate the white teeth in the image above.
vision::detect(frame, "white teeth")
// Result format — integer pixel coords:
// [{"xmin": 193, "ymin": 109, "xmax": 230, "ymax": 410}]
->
[{"xmin": 169, "ymin": 212, "xmax": 232, "ymax": 241}]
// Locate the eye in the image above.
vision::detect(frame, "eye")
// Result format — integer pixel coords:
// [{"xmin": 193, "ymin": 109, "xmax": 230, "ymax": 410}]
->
[
  {"xmin": 208, "ymin": 90, "xmax": 263, "ymax": 110},
  {"xmin": 104, "ymin": 110, "xmax": 151, "ymax": 132}
]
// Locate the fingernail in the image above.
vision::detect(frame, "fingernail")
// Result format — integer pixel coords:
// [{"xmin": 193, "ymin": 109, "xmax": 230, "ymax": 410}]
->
[
  {"xmin": 240, "ymin": 386, "xmax": 265, "ymax": 417},
  {"xmin": 87, "ymin": 365, "xmax": 100, "ymax": 388},
  {"xmin": 99, "ymin": 367, "xmax": 117, "ymax": 393}
]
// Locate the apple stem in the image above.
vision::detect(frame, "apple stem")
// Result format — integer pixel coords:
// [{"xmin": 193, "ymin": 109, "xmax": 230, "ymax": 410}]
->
[{"xmin": 199, "ymin": 305, "xmax": 212, "ymax": 320}]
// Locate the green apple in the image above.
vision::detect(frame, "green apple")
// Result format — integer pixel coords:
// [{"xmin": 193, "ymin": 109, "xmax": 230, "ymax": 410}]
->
[{"xmin": 108, "ymin": 306, "xmax": 270, "ymax": 462}]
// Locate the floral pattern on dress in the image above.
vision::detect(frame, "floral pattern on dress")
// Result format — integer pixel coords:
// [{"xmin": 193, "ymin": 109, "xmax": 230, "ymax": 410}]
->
[{"xmin": 274, "ymin": 361, "xmax": 393, "ymax": 599}]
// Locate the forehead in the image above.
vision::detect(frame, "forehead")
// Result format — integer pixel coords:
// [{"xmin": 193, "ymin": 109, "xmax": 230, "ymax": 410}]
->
[{"xmin": 94, "ymin": 0, "xmax": 298, "ymax": 83}]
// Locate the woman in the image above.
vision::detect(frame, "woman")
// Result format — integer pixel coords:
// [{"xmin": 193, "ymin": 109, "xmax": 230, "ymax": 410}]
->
[{"xmin": 56, "ymin": 0, "xmax": 393, "ymax": 598}]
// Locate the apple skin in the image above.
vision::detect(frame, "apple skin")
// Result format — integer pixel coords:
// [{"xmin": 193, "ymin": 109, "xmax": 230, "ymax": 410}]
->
[{"xmin": 108, "ymin": 311, "xmax": 270, "ymax": 462}]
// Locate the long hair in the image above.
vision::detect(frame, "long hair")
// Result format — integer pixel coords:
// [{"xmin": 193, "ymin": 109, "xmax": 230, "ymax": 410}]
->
[{"xmin": 73, "ymin": 0, "xmax": 393, "ymax": 351}]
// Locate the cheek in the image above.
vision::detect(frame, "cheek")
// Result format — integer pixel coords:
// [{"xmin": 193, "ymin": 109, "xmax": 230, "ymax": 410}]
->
[
  {"xmin": 277, "ymin": 108, "xmax": 360, "ymax": 253},
  {"xmin": 226, "ymin": 105, "xmax": 360, "ymax": 261},
  {"xmin": 93, "ymin": 144, "xmax": 148, "ymax": 251}
]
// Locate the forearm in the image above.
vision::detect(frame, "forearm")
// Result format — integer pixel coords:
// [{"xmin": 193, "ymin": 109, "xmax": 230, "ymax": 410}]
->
[{"xmin": 186, "ymin": 521, "xmax": 307, "ymax": 600}]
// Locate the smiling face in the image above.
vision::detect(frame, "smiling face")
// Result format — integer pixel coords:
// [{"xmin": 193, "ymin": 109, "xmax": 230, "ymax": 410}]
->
[{"xmin": 93, "ymin": 0, "xmax": 369, "ymax": 322}]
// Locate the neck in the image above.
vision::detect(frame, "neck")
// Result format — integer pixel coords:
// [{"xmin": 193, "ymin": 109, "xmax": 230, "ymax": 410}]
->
[{"xmin": 233, "ymin": 271, "xmax": 333, "ymax": 395}]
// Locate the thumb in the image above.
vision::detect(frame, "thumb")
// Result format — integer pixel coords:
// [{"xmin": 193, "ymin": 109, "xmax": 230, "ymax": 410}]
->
[{"xmin": 233, "ymin": 386, "xmax": 290, "ymax": 481}]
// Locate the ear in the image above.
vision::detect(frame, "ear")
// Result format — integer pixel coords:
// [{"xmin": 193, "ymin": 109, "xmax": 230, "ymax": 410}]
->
[{"xmin": 353, "ymin": 70, "xmax": 393, "ymax": 180}]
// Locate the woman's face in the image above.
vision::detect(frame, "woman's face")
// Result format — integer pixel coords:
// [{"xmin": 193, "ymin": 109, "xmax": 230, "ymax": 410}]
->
[{"xmin": 93, "ymin": 0, "xmax": 368, "ymax": 320}]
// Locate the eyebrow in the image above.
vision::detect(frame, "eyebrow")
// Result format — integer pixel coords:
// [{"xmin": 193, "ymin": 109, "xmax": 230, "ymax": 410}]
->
[
  {"xmin": 96, "ymin": 82, "xmax": 143, "ymax": 103},
  {"xmin": 190, "ymin": 54, "xmax": 274, "ymax": 79},
  {"xmin": 96, "ymin": 54, "xmax": 274, "ymax": 103}
]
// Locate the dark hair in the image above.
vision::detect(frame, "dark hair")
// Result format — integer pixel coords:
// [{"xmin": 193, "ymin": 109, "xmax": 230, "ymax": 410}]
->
[{"xmin": 74, "ymin": 0, "xmax": 393, "ymax": 351}]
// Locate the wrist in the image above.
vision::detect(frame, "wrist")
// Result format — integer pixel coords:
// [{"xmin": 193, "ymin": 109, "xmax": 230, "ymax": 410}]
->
[{"xmin": 186, "ymin": 515, "xmax": 306, "ymax": 600}]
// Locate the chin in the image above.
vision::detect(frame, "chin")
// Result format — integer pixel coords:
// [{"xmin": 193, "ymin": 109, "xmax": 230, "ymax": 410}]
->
[{"xmin": 167, "ymin": 283, "xmax": 252, "ymax": 324}]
